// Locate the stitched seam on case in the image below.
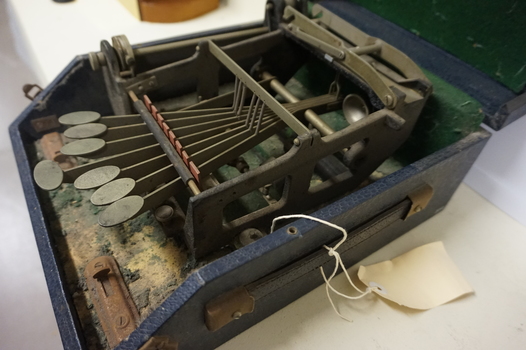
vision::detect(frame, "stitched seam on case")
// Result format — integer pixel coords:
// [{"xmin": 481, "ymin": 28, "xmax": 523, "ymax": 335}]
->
[{"xmin": 253, "ymin": 206, "xmax": 405, "ymax": 299}]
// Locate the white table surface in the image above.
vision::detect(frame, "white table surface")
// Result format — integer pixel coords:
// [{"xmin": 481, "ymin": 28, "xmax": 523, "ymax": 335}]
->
[
  {"xmin": 2, "ymin": 1, "xmax": 526, "ymax": 349},
  {"xmin": 7, "ymin": 0, "xmax": 268, "ymax": 85}
]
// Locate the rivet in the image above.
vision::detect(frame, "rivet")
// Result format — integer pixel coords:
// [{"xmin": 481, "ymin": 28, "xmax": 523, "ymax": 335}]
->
[
  {"xmin": 385, "ymin": 95, "xmax": 394, "ymax": 107},
  {"xmin": 414, "ymin": 205, "xmax": 423, "ymax": 213},
  {"xmin": 232, "ymin": 311, "xmax": 242, "ymax": 320},
  {"xmin": 287, "ymin": 226, "xmax": 298, "ymax": 235}
]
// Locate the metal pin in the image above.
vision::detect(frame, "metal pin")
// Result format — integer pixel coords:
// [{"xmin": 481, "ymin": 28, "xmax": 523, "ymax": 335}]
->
[
  {"xmin": 255, "ymin": 103, "xmax": 265, "ymax": 134},
  {"xmin": 249, "ymin": 98, "xmax": 261, "ymax": 130},
  {"xmin": 245, "ymin": 94, "xmax": 257, "ymax": 127},
  {"xmin": 233, "ymin": 82, "xmax": 243, "ymax": 112},
  {"xmin": 232, "ymin": 77, "xmax": 239, "ymax": 111},
  {"xmin": 236, "ymin": 84, "xmax": 247, "ymax": 116}
]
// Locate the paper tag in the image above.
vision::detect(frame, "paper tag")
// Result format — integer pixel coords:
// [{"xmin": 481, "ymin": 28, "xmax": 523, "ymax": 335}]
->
[{"xmin": 357, "ymin": 241, "xmax": 473, "ymax": 310}]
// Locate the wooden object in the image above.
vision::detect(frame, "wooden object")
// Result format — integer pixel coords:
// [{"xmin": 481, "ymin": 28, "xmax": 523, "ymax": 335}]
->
[{"xmin": 118, "ymin": 0, "xmax": 220, "ymax": 23}]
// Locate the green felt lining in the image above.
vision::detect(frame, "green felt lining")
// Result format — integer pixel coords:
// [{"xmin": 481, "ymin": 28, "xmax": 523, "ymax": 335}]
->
[
  {"xmin": 347, "ymin": 0, "xmax": 526, "ymax": 93},
  {"xmin": 394, "ymin": 68, "xmax": 485, "ymax": 164}
]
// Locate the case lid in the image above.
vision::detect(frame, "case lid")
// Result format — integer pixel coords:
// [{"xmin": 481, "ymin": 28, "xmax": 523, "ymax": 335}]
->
[{"xmin": 318, "ymin": 0, "xmax": 525, "ymax": 130}]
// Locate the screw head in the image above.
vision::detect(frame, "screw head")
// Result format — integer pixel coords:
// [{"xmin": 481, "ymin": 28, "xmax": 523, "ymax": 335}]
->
[
  {"xmin": 414, "ymin": 205, "xmax": 423, "ymax": 213},
  {"xmin": 114, "ymin": 314, "xmax": 130, "ymax": 329},
  {"xmin": 232, "ymin": 311, "xmax": 242, "ymax": 320},
  {"xmin": 293, "ymin": 138, "xmax": 300, "ymax": 146}
]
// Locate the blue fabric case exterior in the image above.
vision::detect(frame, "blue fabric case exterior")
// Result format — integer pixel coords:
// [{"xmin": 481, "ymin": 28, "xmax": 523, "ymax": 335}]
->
[{"xmin": 9, "ymin": 5, "xmax": 494, "ymax": 350}]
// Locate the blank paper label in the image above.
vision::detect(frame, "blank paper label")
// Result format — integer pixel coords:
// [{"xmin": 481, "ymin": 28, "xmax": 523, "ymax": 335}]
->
[{"xmin": 357, "ymin": 241, "xmax": 474, "ymax": 310}]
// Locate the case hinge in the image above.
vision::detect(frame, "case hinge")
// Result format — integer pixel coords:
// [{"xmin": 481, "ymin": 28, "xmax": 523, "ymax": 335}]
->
[
  {"xmin": 138, "ymin": 336, "xmax": 178, "ymax": 350},
  {"xmin": 405, "ymin": 184, "xmax": 434, "ymax": 219},
  {"xmin": 204, "ymin": 286, "xmax": 255, "ymax": 332}
]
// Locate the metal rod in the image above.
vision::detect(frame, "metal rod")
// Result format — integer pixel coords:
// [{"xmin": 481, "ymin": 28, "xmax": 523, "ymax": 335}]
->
[
  {"xmin": 261, "ymin": 71, "xmax": 335, "ymax": 137},
  {"xmin": 348, "ymin": 42, "xmax": 382, "ymax": 56},
  {"xmin": 129, "ymin": 91, "xmax": 198, "ymax": 193},
  {"xmin": 249, "ymin": 98, "xmax": 261, "ymax": 130},
  {"xmin": 255, "ymin": 103, "xmax": 265, "ymax": 134},
  {"xmin": 134, "ymin": 27, "xmax": 268, "ymax": 56},
  {"xmin": 208, "ymin": 41, "xmax": 310, "ymax": 136},
  {"xmin": 233, "ymin": 81, "xmax": 244, "ymax": 112},
  {"xmin": 232, "ymin": 77, "xmax": 239, "ymax": 111},
  {"xmin": 188, "ymin": 179, "xmax": 201, "ymax": 195},
  {"xmin": 237, "ymin": 84, "xmax": 247, "ymax": 116},
  {"xmin": 246, "ymin": 94, "xmax": 257, "ymax": 126}
]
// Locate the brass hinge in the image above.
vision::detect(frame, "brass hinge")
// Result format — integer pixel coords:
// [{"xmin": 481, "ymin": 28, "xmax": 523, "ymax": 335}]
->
[
  {"xmin": 84, "ymin": 256, "xmax": 140, "ymax": 349},
  {"xmin": 204, "ymin": 287, "xmax": 255, "ymax": 332},
  {"xmin": 405, "ymin": 184, "xmax": 434, "ymax": 219},
  {"xmin": 139, "ymin": 336, "xmax": 178, "ymax": 350}
]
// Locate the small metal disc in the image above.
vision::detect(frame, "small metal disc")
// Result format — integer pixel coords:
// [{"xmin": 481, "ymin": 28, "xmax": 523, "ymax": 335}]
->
[
  {"xmin": 74, "ymin": 166, "xmax": 120, "ymax": 190},
  {"xmin": 61, "ymin": 138, "xmax": 105, "ymax": 156},
  {"xmin": 64, "ymin": 123, "xmax": 107, "ymax": 139},
  {"xmin": 58, "ymin": 111, "xmax": 101, "ymax": 126},
  {"xmin": 98, "ymin": 196, "xmax": 144, "ymax": 227},
  {"xmin": 91, "ymin": 178, "xmax": 136, "ymax": 206},
  {"xmin": 33, "ymin": 160, "xmax": 63, "ymax": 190}
]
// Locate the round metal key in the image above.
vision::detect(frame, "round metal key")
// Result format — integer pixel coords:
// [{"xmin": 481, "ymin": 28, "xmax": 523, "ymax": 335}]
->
[
  {"xmin": 64, "ymin": 123, "xmax": 107, "ymax": 139},
  {"xmin": 33, "ymin": 160, "xmax": 63, "ymax": 190},
  {"xmin": 61, "ymin": 138, "xmax": 105, "ymax": 156},
  {"xmin": 74, "ymin": 166, "xmax": 120, "ymax": 190},
  {"xmin": 98, "ymin": 196, "xmax": 144, "ymax": 227},
  {"xmin": 91, "ymin": 178, "xmax": 136, "ymax": 206},
  {"xmin": 59, "ymin": 111, "xmax": 101, "ymax": 126}
]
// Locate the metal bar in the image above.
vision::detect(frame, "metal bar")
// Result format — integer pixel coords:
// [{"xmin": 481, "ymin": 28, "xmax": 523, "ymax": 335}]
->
[
  {"xmin": 208, "ymin": 41, "xmax": 310, "ymax": 136},
  {"xmin": 129, "ymin": 91, "xmax": 196, "ymax": 191},
  {"xmin": 184, "ymin": 114, "xmax": 278, "ymax": 154},
  {"xmin": 142, "ymin": 176, "xmax": 184, "ymax": 210},
  {"xmin": 132, "ymin": 164, "xmax": 178, "ymax": 195},
  {"xmin": 255, "ymin": 103, "xmax": 265, "ymax": 134},
  {"xmin": 191, "ymin": 116, "xmax": 278, "ymax": 165},
  {"xmin": 236, "ymin": 84, "xmax": 247, "ymax": 116},
  {"xmin": 165, "ymin": 111, "xmax": 237, "ymax": 127},
  {"xmin": 133, "ymin": 27, "xmax": 268, "ymax": 56},
  {"xmin": 348, "ymin": 42, "xmax": 382, "ymax": 56},
  {"xmin": 120, "ymin": 154, "xmax": 170, "ymax": 180},
  {"xmin": 249, "ymin": 98, "xmax": 261, "ymax": 130},
  {"xmin": 99, "ymin": 107, "xmax": 232, "ymax": 127},
  {"xmin": 246, "ymin": 94, "xmax": 257, "ymax": 126},
  {"xmin": 291, "ymin": 26, "xmax": 345, "ymax": 59},
  {"xmin": 232, "ymin": 77, "xmax": 239, "ymax": 111},
  {"xmin": 88, "ymin": 134, "xmax": 157, "ymax": 159},
  {"xmin": 199, "ymin": 119, "xmax": 284, "ymax": 175},
  {"xmin": 170, "ymin": 116, "xmax": 245, "ymax": 137},
  {"xmin": 180, "ymin": 77, "xmax": 274, "ymax": 111},
  {"xmin": 178, "ymin": 119, "xmax": 253, "ymax": 145},
  {"xmin": 261, "ymin": 71, "xmax": 335, "ymax": 136},
  {"xmin": 62, "ymin": 144, "xmax": 163, "ymax": 182},
  {"xmin": 102, "ymin": 110, "xmax": 237, "ymax": 142}
]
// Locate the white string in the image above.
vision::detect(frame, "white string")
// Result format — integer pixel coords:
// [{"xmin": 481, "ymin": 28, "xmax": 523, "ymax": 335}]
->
[{"xmin": 271, "ymin": 214, "xmax": 374, "ymax": 322}]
